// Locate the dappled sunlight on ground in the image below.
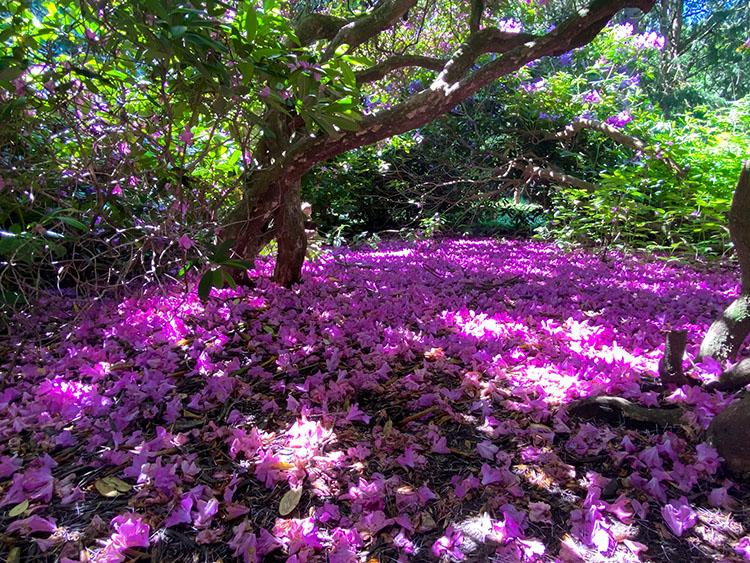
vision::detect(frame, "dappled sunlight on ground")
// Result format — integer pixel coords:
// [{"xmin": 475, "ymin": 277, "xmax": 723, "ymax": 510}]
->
[{"xmin": 1, "ymin": 238, "xmax": 749, "ymax": 562}]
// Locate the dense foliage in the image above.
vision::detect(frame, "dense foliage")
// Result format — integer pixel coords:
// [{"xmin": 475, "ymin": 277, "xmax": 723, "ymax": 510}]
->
[
  {"xmin": 304, "ymin": 13, "xmax": 750, "ymax": 256},
  {"xmin": 4, "ymin": 0, "xmax": 748, "ymax": 305}
]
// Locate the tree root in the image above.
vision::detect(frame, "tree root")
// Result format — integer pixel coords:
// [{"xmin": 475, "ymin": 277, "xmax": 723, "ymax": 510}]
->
[
  {"xmin": 568, "ymin": 396, "xmax": 685, "ymax": 428},
  {"xmin": 705, "ymin": 358, "xmax": 750, "ymax": 392}
]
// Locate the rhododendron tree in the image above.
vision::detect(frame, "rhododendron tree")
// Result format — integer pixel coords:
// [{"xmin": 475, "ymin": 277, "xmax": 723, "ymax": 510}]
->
[{"xmin": 1, "ymin": 0, "xmax": 657, "ymax": 293}]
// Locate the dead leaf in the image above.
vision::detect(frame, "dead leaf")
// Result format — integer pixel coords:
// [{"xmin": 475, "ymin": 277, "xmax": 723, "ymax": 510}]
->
[
  {"xmin": 279, "ymin": 487, "xmax": 302, "ymax": 516},
  {"xmin": 94, "ymin": 476, "xmax": 132, "ymax": 497},
  {"xmin": 383, "ymin": 418, "xmax": 393, "ymax": 437}
]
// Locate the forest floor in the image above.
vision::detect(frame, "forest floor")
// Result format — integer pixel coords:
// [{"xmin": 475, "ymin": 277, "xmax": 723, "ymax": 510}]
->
[{"xmin": 1, "ymin": 238, "xmax": 750, "ymax": 562}]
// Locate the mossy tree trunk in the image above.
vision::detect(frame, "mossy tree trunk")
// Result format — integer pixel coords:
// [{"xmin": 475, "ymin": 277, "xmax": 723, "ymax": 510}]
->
[
  {"xmin": 705, "ymin": 162, "xmax": 750, "ymax": 475},
  {"xmin": 700, "ymin": 161, "xmax": 750, "ymax": 362}
]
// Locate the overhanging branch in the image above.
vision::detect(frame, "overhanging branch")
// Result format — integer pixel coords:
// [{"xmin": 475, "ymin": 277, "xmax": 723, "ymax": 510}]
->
[
  {"xmin": 322, "ymin": 0, "xmax": 419, "ymax": 61},
  {"xmin": 356, "ymin": 55, "xmax": 446, "ymax": 84},
  {"xmin": 294, "ymin": 13, "xmax": 349, "ymax": 46},
  {"xmin": 260, "ymin": 0, "xmax": 656, "ymax": 192},
  {"xmin": 470, "ymin": 0, "xmax": 484, "ymax": 33}
]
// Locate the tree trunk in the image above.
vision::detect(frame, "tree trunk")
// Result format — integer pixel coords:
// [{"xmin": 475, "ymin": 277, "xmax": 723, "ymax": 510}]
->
[
  {"xmin": 272, "ymin": 179, "xmax": 307, "ymax": 287},
  {"xmin": 702, "ymin": 162, "xmax": 750, "ymax": 475},
  {"xmin": 699, "ymin": 161, "xmax": 750, "ymax": 362}
]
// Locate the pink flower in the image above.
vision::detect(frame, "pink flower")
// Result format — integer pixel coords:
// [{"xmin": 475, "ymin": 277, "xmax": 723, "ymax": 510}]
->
[
  {"xmin": 164, "ymin": 496, "xmax": 193, "ymax": 527},
  {"xmin": 479, "ymin": 463, "xmax": 503, "ymax": 485},
  {"xmin": 491, "ymin": 511, "xmax": 523, "ymax": 544},
  {"xmin": 178, "ymin": 234, "xmax": 194, "ymax": 251},
  {"xmin": 7, "ymin": 515, "xmax": 56, "ymax": 536},
  {"xmin": 695, "ymin": 443, "xmax": 721, "ymax": 474},
  {"xmin": 736, "ymin": 536, "xmax": 750, "ymax": 560},
  {"xmin": 432, "ymin": 526, "xmax": 465, "ymax": 560},
  {"xmin": 708, "ymin": 486, "xmax": 736, "ymax": 509},
  {"xmin": 229, "ymin": 520, "xmax": 260, "ymax": 563},
  {"xmin": 396, "ymin": 446, "xmax": 424, "ymax": 469},
  {"xmin": 193, "ymin": 498, "xmax": 219, "ymax": 528},
  {"xmin": 476, "ymin": 440, "xmax": 498, "ymax": 460},
  {"xmin": 345, "ymin": 403, "xmax": 371, "ymax": 424},
  {"xmin": 529, "ymin": 501, "xmax": 552, "ymax": 523},
  {"xmin": 179, "ymin": 127, "xmax": 194, "ymax": 145},
  {"xmin": 661, "ymin": 497, "xmax": 697, "ymax": 537},
  {"xmin": 498, "ymin": 18, "xmax": 522, "ymax": 33},
  {"xmin": 111, "ymin": 184, "xmax": 123, "ymax": 196},
  {"xmin": 110, "ymin": 514, "xmax": 151, "ymax": 551}
]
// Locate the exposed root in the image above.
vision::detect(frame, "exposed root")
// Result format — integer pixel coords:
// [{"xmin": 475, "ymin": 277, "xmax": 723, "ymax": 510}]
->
[
  {"xmin": 705, "ymin": 358, "xmax": 750, "ymax": 392},
  {"xmin": 568, "ymin": 395, "xmax": 685, "ymax": 428}
]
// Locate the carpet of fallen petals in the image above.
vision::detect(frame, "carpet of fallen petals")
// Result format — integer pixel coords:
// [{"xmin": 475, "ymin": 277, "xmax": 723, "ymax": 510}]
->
[{"xmin": 2, "ymin": 238, "xmax": 750, "ymax": 562}]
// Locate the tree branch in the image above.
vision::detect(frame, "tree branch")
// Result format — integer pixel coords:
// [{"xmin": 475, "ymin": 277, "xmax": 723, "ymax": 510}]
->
[
  {"xmin": 287, "ymin": 0, "xmax": 656, "ymax": 170},
  {"xmin": 730, "ymin": 161, "xmax": 750, "ymax": 292},
  {"xmin": 470, "ymin": 0, "xmax": 484, "ymax": 33},
  {"xmin": 356, "ymin": 55, "xmax": 446, "ymax": 84},
  {"xmin": 553, "ymin": 118, "xmax": 685, "ymax": 175},
  {"xmin": 516, "ymin": 162, "xmax": 599, "ymax": 191},
  {"xmin": 322, "ymin": 0, "xmax": 419, "ymax": 61},
  {"xmin": 294, "ymin": 13, "xmax": 349, "ymax": 47}
]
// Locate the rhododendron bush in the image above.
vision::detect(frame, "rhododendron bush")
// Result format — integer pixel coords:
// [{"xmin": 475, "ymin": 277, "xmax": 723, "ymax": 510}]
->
[
  {"xmin": 2, "ymin": 239, "xmax": 750, "ymax": 561},
  {"xmin": 1, "ymin": 0, "xmax": 663, "ymax": 300}
]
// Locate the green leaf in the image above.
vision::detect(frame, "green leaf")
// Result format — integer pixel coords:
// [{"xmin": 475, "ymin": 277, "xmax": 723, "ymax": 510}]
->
[
  {"xmin": 243, "ymin": 8, "xmax": 258, "ymax": 41},
  {"xmin": 8, "ymin": 500, "xmax": 29, "ymax": 518},
  {"xmin": 57, "ymin": 216, "xmax": 88, "ymax": 231},
  {"xmin": 198, "ymin": 269, "xmax": 218, "ymax": 301},
  {"xmin": 94, "ymin": 476, "xmax": 132, "ymax": 497},
  {"xmin": 210, "ymin": 239, "xmax": 235, "ymax": 263},
  {"xmin": 170, "ymin": 25, "xmax": 187, "ymax": 38}
]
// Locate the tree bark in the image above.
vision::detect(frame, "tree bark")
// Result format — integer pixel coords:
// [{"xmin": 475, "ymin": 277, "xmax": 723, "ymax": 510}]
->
[
  {"xmin": 272, "ymin": 179, "xmax": 307, "ymax": 287},
  {"xmin": 699, "ymin": 161, "xmax": 750, "ymax": 362},
  {"xmin": 658, "ymin": 329, "xmax": 688, "ymax": 386}
]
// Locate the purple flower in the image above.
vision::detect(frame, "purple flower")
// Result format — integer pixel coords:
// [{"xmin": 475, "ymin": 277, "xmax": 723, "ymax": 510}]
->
[
  {"xmin": 432, "ymin": 526, "xmax": 465, "ymax": 560},
  {"xmin": 582, "ymin": 90, "xmax": 602, "ymax": 104},
  {"xmin": 736, "ymin": 536, "xmax": 750, "ymax": 559},
  {"xmin": 178, "ymin": 234, "xmax": 194, "ymax": 251},
  {"xmin": 498, "ymin": 18, "xmax": 523, "ymax": 34},
  {"xmin": 479, "ymin": 463, "xmax": 503, "ymax": 485},
  {"xmin": 529, "ymin": 501, "xmax": 552, "ymax": 523},
  {"xmin": 110, "ymin": 513, "xmax": 150, "ymax": 550},
  {"xmin": 164, "ymin": 496, "xmax": 193, "ymax": 527},
  {"xmin": 634, "ymin": 31, "xmax": 666, "ymax": 50},
  {"xmin": 476, "ymin": 440, "xmax": 498, "ymax": 459},
  {"xmin": 7, "ymin": 515, "xmax": 56, "ymax": 536},
  {"xmin": 558, "ymin": 51, "xmax": 573, "ymax": 66},
  {"xmin": 661, "ymin": 497, "xmax": 697, "ymax": 537},
  {"xmin": 606, "ymin": 110, "xmax": 633, "ymax": 128},
  {"xmin": 345, "ymin": 403, "xmax": 371, "ymax": 424},
  {"xmin": 179, "ymin": 127, "xmax": 194, "ymax": 145},
  {"xmin": 521, "ymin": 78, "xmax": 546, "ymax": 93}
]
